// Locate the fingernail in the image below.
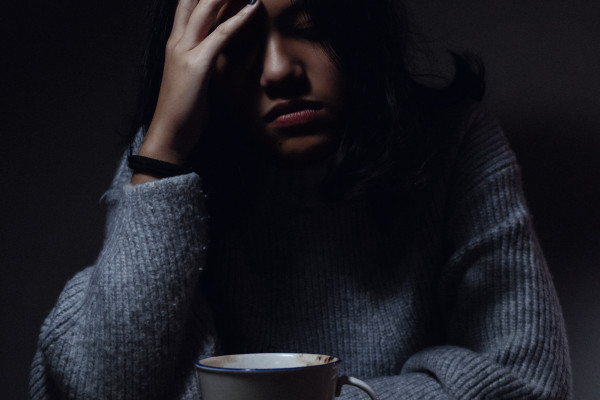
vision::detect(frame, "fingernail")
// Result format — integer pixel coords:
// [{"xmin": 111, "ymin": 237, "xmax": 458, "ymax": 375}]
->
[{"xmin": 248, "ymin": 0, "xmax": 257, "ymax": 5}]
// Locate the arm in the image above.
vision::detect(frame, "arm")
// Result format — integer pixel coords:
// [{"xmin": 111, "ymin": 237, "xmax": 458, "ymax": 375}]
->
[
  {"xmin": 342, "ymin": 113, "xmax": 571, "ymax": 399},
  {"xmin": 30, "ymin": 1, "xmax": 261, "ymax": 397},
  {"xmin": 29, "ymin": 152, "xmax": 215, "ymax": 399},
  {"xmin": 428, "ymin": 113, "xmax": 571, "ymax": 399}
]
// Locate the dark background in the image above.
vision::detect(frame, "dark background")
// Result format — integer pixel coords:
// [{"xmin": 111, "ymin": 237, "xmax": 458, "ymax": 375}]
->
[{"xmin": 1, "ymin": 0, "xmax": 598, "ymax": 398}]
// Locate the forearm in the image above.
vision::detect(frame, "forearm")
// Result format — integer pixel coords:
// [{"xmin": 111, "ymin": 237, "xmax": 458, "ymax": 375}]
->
[
  {"xmin": 338, "ymin": 343, "xmax": 567, "ymax": 400},
  {"xmin": 337, "ymin": 373, "xmax": 450, "ymax": 400},
  {"xmin": 31, "ymin": 173, "xmax": 213, "ymax": 399}
]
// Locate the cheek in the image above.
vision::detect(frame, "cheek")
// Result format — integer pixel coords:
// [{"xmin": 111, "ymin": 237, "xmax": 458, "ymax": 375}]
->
[
  {"xmin": 325, "ymin": 67, "xmax": 344, "ymax": 98},
  {"xmin": 307, "ymin": 51, "xmax": 344, "ymax": 102}
]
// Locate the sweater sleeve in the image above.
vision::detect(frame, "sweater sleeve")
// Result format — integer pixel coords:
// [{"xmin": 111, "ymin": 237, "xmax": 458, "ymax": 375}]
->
[
  {"xmin": 342, "ymin": 114, "xmax": 572, "ymax": 400},
  {"xmin": 29, "ymin": 151, "xmax": 216, "ymax": 399}
]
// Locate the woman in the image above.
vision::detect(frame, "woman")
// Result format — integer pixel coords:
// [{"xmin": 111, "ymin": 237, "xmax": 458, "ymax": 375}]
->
[{"xmin": 30, "ymin": 0, "xmax": 572, "ymax": 398}]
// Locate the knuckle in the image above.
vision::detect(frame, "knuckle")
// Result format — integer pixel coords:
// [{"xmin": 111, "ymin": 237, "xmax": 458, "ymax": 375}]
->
[
  {"xmin": 165, "ymin": 43, "xmax": 180, "ymax": 59},
  {"xmin": 178, "ymin": 56, "xmax": 197, "ymax": 72},
  {"xmin": 166, "ymin": 38, "xmax": 177, "ymax": 51},
  {"xmin": 204, "ymin": 0, "xmax": 224, "ymax": 10},
  {"xmin": 215, "ymin": 23, "xmax": 230, "ymax": 37}
]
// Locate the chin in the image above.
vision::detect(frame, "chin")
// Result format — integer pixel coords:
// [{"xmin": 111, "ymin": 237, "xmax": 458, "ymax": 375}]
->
[{"xmin": 270, "ymin": 136, "xmax": 337, "ymax": 166}]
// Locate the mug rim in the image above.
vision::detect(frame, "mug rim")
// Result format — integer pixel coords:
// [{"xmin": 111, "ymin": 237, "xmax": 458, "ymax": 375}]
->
[{"xmin": 195, "ymin": 353, "xmax": 341, "ymax": 372}]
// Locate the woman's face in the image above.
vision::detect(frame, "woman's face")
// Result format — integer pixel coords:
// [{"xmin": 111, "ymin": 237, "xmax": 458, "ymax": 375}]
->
[{"xmin": 214, "ymin": 0, "xmax": 344, "ymax": 164}]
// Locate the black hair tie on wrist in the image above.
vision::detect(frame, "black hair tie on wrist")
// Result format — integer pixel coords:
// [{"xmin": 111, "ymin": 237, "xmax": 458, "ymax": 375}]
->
[{"xmin": 127, "ymin": 155, "xmax": 193, "ymax": 177}]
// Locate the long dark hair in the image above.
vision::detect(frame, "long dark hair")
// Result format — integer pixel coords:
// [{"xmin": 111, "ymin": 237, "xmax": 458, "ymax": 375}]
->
[
  {"xmin": 128, "ymin": 0, "xmax": 484, "ymax": 208},
  {"xmin": 294, "ymin": 0, "xmax": 484, "ymax": 200}
]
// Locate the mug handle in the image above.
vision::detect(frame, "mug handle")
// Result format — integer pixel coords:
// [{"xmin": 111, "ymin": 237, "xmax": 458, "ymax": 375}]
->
[{"xmin": 336, "ymin": 376, "xmax": 379, "ymax": 399}]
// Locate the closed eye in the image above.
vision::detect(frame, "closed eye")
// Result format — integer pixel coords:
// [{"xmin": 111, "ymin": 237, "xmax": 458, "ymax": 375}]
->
[{"xmin": 291, "ymin": 24, "xmax": 321, "ymax": 41}]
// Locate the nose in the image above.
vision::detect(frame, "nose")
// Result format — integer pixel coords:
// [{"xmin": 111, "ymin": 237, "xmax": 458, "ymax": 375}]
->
[{"xmin": 259, "ymin": 36, "xmax": 305, "ymax": 95}]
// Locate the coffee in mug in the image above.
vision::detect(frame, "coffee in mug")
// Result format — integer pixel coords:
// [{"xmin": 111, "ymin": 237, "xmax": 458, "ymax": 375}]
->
[{"xmin": 195, "ymin": 353, "xmax": 378, "ymax": 400}]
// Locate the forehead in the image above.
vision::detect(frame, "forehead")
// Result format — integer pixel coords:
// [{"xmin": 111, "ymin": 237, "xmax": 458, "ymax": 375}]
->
[{"xmin": 219, "ymin": 0, "xmax": 304, "ymax": 22}]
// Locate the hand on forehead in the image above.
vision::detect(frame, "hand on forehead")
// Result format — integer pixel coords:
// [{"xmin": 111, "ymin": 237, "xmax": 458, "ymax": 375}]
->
[{"xmin": 216, "ymin": 0, "xmax": 253, "ymax": 23}]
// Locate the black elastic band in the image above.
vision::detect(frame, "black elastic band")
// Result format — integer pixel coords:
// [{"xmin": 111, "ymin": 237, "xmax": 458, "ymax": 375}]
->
[{"xmin": 127, "ymin": 155, "xmax": 192, "ymax": 177}]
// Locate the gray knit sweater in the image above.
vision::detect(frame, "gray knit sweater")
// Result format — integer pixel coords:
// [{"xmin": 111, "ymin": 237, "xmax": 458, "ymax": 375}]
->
[{"xmin": 30, "ymin": 112, "xmax": 571, "ymax": 399}]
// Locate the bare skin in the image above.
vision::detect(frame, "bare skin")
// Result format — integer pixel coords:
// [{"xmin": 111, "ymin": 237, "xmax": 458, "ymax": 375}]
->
[
  {"xmin": 132, "ymin": 0, "xmax": 261, "ymax": 185},
  {"xmin": 214, "ymin": 0, "xmax": 344, "ymax": 165},
  {"xmin": 132, "ymin": 0, "xmax": 345, "ymax": 184}
]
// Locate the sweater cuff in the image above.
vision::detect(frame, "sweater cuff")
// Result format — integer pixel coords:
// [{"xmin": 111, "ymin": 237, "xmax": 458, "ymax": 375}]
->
[{"xmin": 122, "ymin": 172, "xmax": 203, "ymax": 200}]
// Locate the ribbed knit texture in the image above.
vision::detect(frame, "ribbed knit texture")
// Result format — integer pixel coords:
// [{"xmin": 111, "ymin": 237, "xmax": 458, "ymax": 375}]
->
[{"xmin": 30, "ymin": 113, "xmax": 571, "ymax": 399}]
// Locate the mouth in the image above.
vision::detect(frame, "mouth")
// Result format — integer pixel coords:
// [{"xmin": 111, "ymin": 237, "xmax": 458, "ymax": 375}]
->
[{"xmin": 263, "ymin": 100, "xmax": 324, "ymax": 128}]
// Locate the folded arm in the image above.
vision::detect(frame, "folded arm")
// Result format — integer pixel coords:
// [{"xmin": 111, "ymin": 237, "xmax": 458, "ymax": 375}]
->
[{"xmin": 341, "ymin": 114, "xmax": 571, "ymax": 400}]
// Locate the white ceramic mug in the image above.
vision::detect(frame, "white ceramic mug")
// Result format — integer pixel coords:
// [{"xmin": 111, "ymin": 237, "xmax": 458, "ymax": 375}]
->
[{"xmin": 195, "ymin": 353, "xmax": 378, "ymax": 400}]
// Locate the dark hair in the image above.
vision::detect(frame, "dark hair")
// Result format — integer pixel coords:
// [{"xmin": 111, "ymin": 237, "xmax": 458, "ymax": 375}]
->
[
  {"xmin": 127, "ymin": 0, "xmax": 176, "ymax": 140},
  {"xmin": 293, "ymin": 0, "xmax": 484, "ymax": 199},
  {"xmin": 128, "ymin": 0, "xmax": 484, "ymax": 211}
]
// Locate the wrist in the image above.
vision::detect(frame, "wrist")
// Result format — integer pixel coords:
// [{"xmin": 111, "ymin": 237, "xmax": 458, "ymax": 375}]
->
[
  {"xmin": 139, "ymin": 122, "xmax": 197, "ymax": 165},
  {"xmin": 128, "ymin": 155, "xmax": 193, "ymax": 186}
]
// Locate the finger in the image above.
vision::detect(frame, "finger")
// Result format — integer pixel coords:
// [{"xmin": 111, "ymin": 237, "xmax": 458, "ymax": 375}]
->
[
  {"xmin": 179, "ymin": 0, "xmax": 230, "ymax": 50},
  {"xmin": 170, "ymin": 0, "xmax": 201, "ymax": 43},
  {"xmin": 191, "ymin": 1, "xmax": 260, "ymax": 59}
]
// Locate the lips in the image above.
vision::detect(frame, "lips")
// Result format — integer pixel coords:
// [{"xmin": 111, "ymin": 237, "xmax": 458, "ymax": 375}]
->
[{"xmin": 263, "ymin": 100, "xmax": 324, "ymax": 128}]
